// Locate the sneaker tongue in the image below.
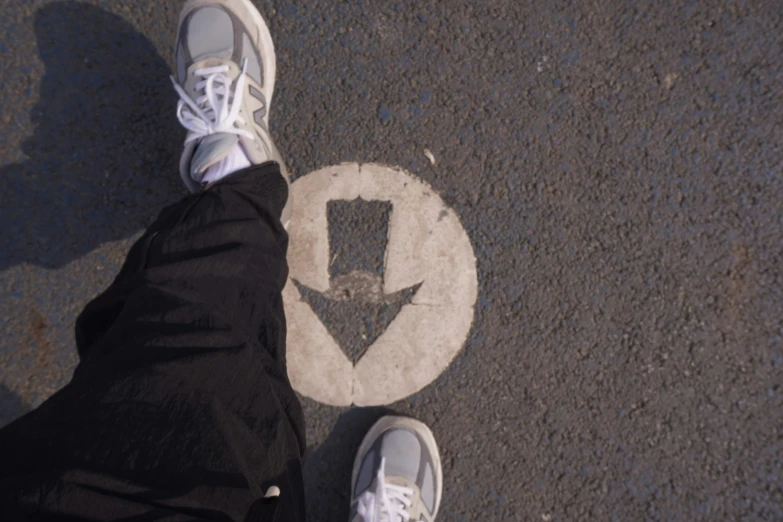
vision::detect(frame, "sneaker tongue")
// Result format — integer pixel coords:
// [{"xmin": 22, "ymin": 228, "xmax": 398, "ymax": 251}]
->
[{"xmin": 190, "ymin": 133, "xmax": 240, "ymax": 180}]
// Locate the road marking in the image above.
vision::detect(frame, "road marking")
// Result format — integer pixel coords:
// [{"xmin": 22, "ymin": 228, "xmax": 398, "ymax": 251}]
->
[{"xmin": 283, "ymin": 163, "xmax": 478, "ymax": 406}]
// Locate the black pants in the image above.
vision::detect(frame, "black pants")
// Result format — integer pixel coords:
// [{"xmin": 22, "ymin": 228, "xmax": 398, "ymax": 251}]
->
[{"xmin": 0, "ymin": 163, "xmax": 306, "ymax": 522}]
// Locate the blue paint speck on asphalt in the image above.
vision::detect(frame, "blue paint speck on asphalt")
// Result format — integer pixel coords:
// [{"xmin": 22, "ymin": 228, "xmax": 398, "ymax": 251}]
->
[{"xmin": 378, "ymin": 104, "xmax": 391, "ymax": 124}]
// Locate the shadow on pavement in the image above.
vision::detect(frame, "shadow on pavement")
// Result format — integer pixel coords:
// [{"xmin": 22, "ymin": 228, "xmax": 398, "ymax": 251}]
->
[
  {"xmin": 304, "ymin": 407, "xmax": 394, "ymax": 521},
  {"xmin": 0, "ymin": 384, "xmax": 29, "ymax": 430},
  {"xmin": 0, "ymin": 1, "xmax": 184, "ymax": 271}
]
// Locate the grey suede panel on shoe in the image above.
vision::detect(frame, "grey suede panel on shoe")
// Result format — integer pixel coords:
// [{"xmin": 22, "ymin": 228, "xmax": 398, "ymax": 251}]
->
[
  {"xmin": 355, "ymin": 448, "xmax": 377, "ymax": 497},
  {"xmin": 177, "ymin": 42, "xmax": 187, "ymax": 84},
  {"xmin": 415, "ymin": 436, "xmax": 437, "ymax": 514},
  {"xmin": 381, "ymin": 429, "xmax": 422, "ymax": 483},
  {"xmin": 186, "ymin": 7, "xmax": 234, "ymax": 62},
  {"xmin": 420, "ymin": 462, "xmax": 435, "ymax": 513},
  {"xmin": 242, "ymin": 32, "xmax": 263, "ymax": 85},
  {"xmin": 229, "ymin": 10, "xmax": 263, "ymax": 87}
]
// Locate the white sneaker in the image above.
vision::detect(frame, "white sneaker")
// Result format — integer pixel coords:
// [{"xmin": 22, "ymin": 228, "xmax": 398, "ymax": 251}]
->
[
  {"xmin": 350, "ymin": 416, "xmax": 443, "ymax": 522},
  {"xmin": 171, "ymin": 0, "xmax": 291, "ymax": 225}
]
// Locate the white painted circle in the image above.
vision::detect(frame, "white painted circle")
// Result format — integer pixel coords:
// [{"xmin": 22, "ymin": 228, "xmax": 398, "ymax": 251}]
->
[{"xmin": 283, "ymin": 163, "xmax": 478, "ymax": 406}]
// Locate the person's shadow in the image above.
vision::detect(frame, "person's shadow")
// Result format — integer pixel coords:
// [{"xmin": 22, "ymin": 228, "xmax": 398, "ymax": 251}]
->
[{"xmin": 0, "ymin": 1, "xmax": 185, "ymax": 271}]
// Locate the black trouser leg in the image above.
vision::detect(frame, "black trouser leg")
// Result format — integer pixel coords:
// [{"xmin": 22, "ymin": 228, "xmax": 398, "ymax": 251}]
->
[{"xmin": 0, "ymin": 163, "xmax": 306, "ymax": 522}]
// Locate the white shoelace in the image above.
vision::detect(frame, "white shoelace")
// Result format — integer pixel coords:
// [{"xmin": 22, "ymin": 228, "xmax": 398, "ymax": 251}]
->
[
  {"xmin": 356, "ymin": 458, "xmax": 415, "ymax": 522},
  {"xmin": 170, "ymin": 59, "xmax": 254, "ymax": 144}
]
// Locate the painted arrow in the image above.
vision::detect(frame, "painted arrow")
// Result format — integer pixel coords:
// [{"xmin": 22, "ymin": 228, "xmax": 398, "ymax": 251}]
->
[{"xmin": 292, "ymin": 199, "xmax": 422, "ymax": 364}]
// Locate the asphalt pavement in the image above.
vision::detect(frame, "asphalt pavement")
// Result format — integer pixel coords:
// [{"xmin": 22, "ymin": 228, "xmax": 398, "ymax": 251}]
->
[{"xmin": 1, "ymin": 0, "xmax": 782, "ymax": 520}]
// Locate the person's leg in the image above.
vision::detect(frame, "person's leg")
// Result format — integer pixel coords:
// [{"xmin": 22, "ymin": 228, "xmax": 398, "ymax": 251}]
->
[
  {"xmin": 0, "ymin": 164, "xmax": 305, "ymax": 521},
  {"xmin": 0, "ymin": 1, "xmax": 305, "ymax": 520}
]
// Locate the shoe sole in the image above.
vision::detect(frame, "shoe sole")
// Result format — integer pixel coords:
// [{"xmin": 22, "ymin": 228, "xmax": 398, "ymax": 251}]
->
[{"xmin": 350, "ymin": 415, "xmax": 443, "ymax": 520}]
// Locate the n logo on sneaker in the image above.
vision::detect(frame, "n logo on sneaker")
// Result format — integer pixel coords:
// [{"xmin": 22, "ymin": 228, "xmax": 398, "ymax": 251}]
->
[{"xmin": 248, "ymin": 85, "xmax": 267, "ymax": 127}]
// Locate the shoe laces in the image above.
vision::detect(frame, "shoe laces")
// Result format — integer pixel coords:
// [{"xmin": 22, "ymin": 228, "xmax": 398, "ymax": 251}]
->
[
  {"xmin": 356, "ymin": 458, "xmax": 415, "ymax": 522},
  {"xmin": 170, "ymin": 59, "xmax": 255, "ymax": 144}
]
